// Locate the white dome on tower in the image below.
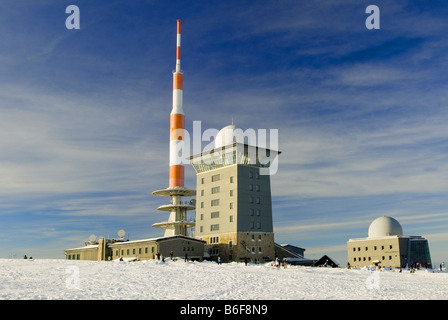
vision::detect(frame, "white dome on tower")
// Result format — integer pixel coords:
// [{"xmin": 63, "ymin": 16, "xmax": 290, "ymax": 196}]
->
[
  {"xmin": 368, "ymin": 216, "xmax": 403, "ymax": 238},
  {"xmin": 215, "ymin": 124, "xmax": 242, "ymax": 148}
]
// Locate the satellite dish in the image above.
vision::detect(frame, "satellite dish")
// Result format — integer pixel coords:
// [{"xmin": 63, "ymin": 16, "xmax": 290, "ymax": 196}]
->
[
  {"xmin": 88, "ymin": 234, "xmax": 97, "ymax": 242},
  {"xmin": 189, "ymin": 199, "xmax": 196, "ymax": 206},
  {"xmin": 117, "ymin": 229, "xmax": 126, "ymax": 239}
]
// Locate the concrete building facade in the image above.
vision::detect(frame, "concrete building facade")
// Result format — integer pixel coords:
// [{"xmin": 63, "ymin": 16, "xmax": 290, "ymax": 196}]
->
[
  {"xmin": 347, "ymin": 216, "xmax": 432, "ymax": 268},
  {"xmin": 65, "ymin": 235, "xmax": 205, "ymax": 261},
  {"xmin": 189, "ymin": 125, "xmax": 280, "ymax": 263}
]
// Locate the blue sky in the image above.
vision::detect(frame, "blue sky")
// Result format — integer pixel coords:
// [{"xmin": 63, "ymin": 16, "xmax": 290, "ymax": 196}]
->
[{"xmin": 1, "ymin": 0, "xmax": 448, "ymax": 265}]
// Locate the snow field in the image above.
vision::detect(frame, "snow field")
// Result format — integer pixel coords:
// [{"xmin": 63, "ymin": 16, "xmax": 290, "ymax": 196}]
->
[{"xmin": 0, "ymin": 258, "xmax": 447, "ymax": 300}]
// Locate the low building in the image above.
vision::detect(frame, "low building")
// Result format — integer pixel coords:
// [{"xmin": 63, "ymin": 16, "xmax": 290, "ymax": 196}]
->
[
  {"xmin": 314, "ymin": 255, "xmax": 339, "ymax": 268},
  {"xmin": 347, "ymin": 216, "xmax": 432, "ymax": 268},
  {"xmin": 274, "ymin": 243, "xmax": 306, "ymax": 260},
  {"xmin": 65, "ymin": 235, "xmax": 206, "ymax": 261}
]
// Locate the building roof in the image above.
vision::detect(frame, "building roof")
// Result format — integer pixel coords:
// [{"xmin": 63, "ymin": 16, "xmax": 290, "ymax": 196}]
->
[
  {"xmin": 66, "ymin": 235, "xmax": 205, "ymax": 251},
  {"xmin": 108, "ymin": 235, "xmax": 206, "ymax": 247},
  {"xmin": 314, "ymin": 255, "xmax": 339, "ymax": 267}
]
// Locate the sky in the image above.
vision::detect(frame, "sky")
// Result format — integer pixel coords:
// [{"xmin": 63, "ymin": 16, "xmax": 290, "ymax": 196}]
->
[{"xmin": 1, "ymin": 0, "xmax": 448, "ymax": 265}]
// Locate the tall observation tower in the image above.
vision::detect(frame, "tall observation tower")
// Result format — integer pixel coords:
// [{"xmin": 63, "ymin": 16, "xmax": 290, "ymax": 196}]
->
[
  {"xmin": 189, "ymin": 125, "xmax": 280, "ymax": 263},
  {"xmin": 152, "ymin": 20, "xmax": 196, "ymax": 237}
]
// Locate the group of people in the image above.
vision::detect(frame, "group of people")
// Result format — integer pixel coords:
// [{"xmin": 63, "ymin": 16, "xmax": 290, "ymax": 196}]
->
[
  {"xmin": 345, "ymin": 260, "xmax": 445, "ymax": 273},
  {"xmin": 272, "ymin": 257, "xmax": 287, "ymax": 268},
  {"xmin": 157, "ymin": 251, "xmax": 189, "ymax": 262}
]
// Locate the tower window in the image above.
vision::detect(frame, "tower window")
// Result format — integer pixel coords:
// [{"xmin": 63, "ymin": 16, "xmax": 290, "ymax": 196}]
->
[
  {"xmin": 211, "ymin": 186, "xmax": 220, "ymax": 194},
  {"xmin": 211, "ymin": 174, "xmax": 220, "ymax": 182},
  {"xmin": 211, "ymin": 211, "xmax": 219, "ymax": 219},
  {"xmin": 211, "ymin": 224, "xmax": 219, "ymax": 231},
  {"xmin": 211, "ymin": 199, "xmax": 220, "ymax": 206}
]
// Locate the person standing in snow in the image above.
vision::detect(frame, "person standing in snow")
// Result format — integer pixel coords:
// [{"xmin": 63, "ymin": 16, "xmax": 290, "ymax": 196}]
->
[
  {"xmin": 217, "ymin": 257, "xmax": 222, "ymax": 265},
  {"xmin": 170, "ymin": 250, "xmax": 174, "ymax": 260},
  {"xmin": 184, "ymin": 253, "xmax": 188, "ymax": 262}
]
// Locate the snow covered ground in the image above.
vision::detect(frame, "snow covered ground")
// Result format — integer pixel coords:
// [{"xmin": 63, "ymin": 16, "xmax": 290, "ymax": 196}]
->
[{"xmin": 1, "ymin": 258, "xmax": 447, "ymax": 300}]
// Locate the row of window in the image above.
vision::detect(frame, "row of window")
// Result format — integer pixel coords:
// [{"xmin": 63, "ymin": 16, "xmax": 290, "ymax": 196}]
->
[
  {"xmin": 353, "ymin": 255, "xmax": 394, "ymax": 262},
  {"xmin": 201, "ymin": 170, "xmax": 261, "ymax": 186},
  {"xmin": 209, "ymin": 247, "xmax": 263, "ymax": 256},
  {"xmin": 205, "ymin": 234, "xmax": 264, "ymax": 246},
  {"xmin": 199, "ymin": 221, "xmax": 262, "ymax": 232},
  {"xmin": 248, "ymin": 171, "xmax": 260, "ymax": 179},
  {"xmin": 115, "ymin": 246, "xmax": 155, "ymax": 257},
  {"xmin": 114, "ymin": 246, "xmax": 196, "ymax": 258},
  {"xmin": 201, "ymin": 209, "xmax": 262, "ymax": 221},
  {"xmin": 352, "ymin": 245, "xmax": 393, "ymax": 252},
  {"xmin": 67, "ymin": 246, "xmax": 197, "ymax": 260},
  {"xmin": 200, "ymin": 184, "xmax": 261, "ymax": 197},
  {"xmin": 208, "ymin": 197, "xmax": 261, "ymax": 207},
  {"xmin": 202, "ymin": 171, "xmax": 260, "ymax": 185},
  {"xmin": 201, "ymin": 196, "xmax": 262, "ymax": 209},
  {"xmin": 210, "ymin": 236, "xmax": 220, "ymax": 244}
]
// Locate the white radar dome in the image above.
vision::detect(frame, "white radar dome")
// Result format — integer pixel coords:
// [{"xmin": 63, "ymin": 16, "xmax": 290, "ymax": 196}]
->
[
  {"xmin": 368, "ymin": 216, "xmax": 403, "ymax": 238},
  {"xmin": 215, "ymin": 124, "xmax": 242, "ymax": 148}
]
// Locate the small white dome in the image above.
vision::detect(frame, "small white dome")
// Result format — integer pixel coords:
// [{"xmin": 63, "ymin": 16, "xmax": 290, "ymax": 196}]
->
[
  {"xmin": 368, "ymin": 216, "xmax": 403, "ymax": 238},
  {"xmin": 215, "ymin": 124, "xmax": 242, "ymax": 148}
]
